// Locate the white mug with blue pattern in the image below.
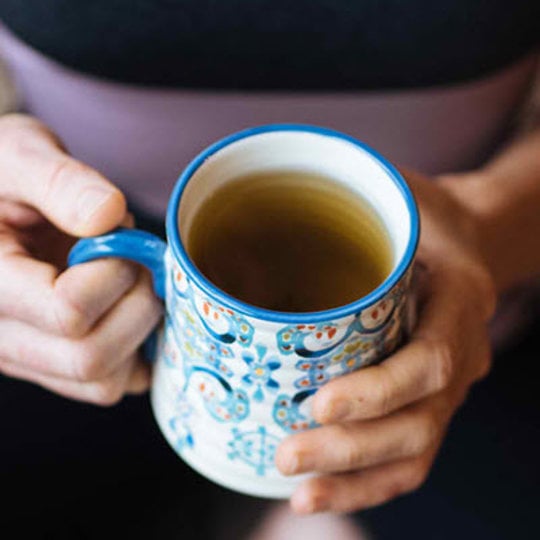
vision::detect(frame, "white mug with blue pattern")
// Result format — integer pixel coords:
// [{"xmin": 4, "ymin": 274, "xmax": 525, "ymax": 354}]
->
[{"xmin": 68, "ymin": 125, "xmax": 419, "ymax": 498}]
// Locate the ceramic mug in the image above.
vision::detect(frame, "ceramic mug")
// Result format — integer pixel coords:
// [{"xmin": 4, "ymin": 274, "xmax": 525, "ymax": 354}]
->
[{"xmin": 68, "ymin": 124, "xmax": 419, "ymax": 499}]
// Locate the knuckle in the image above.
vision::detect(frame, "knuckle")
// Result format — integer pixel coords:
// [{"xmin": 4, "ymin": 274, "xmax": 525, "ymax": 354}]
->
[
  {"xmin": 9, "ymin": 338, "xmax": 30, "ymax": 366},
  {"xmin": 284, "ymin": 437, "xmax": 311, "ymax": 468},
  {"xmin": 369, "ymin": 367, "xmax": 396, "ymax": 417},
  {"xmin": 71, "ymin": 343, "xmax": 107, "ymax": 382},
  {"xmin": 146, "ymin": 291, "xmax": 164, "ymax": 319},
  {"xmin": 307, "ymin": 477, "xmax": 334, "ymax": 506},
  {"xmin": 0, "ymin": 113, "xmax": 23, "ymax": 132},
  {"xmin": 1, "ymin": 120, "xmax": 61, "ymax": 170},
  {"xmin": 140, "ymin": 277, "xmax": 161, "ymax": 306},
  {"xmin": 405, "ymin": 462, "xmax": 430, "ymax": 493},
  {"xmin": 0, "ymin": 360, "xmax": 25, "ymax": 382},
  {"xmin": 381, "ymin": 479, "xmax": 410, "ymax": 502},
  {"xmin": 472, "ymin": 266, "xmax": 497, "ymax": 321},
  {"xmin": 0, "ymin": 113, "xmax": 42, "ymax": 130},
  {"xmin": 0, "ymin": 114, "xmax": 39, "ymax": 148},
  {"xmin": 0, "ymin": 130, "xmax": 33, "ymax": 164},
  {"xmin": 381, "ymin": 460, "xmax": 430, "ymax": 501},
  {"xmin": 336, "ymin": 429, "xmax": 363, "ymax": 469},
  {"xmin": 111, "ymin": 260, "xmax": 139, "ymax": 290},
  {"xmin": 43, "ymin": 157, "xmax": 79, "ymax": 199},
  {"xmin": 279, "ymin": 437, "xmax": 301, "ymax": 461},
  {"xmin": 91, "ymin": 379, "xmax": 124, "ymax": 407},
  {"xmin": 138, "ymin": 286, "xmax": 164, "ymax": 322},
  {"xmin": 341, "ymin": 442, "xmax": 362, "ymax": 470},
  {"xmin": 409, "ymin": 414, "xmax": 439, "ymax": 456},
  {"xmin": 429, "ymin": 339, "xmax": 455, "ymax": 392},
  {"xmin": 10, "ymin": 338, "xmax": 51, "ymax": 375},
  {"xmin": 51, "ymin": 294, "xmax": 88, "ymax": 338}
]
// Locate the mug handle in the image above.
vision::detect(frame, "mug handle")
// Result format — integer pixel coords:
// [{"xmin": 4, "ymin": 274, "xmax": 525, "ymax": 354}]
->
[{"xmin": 67, "ymin": 228, "xmax": 167, "ymax": 359}]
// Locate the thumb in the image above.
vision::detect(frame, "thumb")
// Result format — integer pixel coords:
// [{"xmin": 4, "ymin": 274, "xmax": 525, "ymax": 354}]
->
[{"xmin": 0, "ymin": 115, "xmax": 126, "ymax": 236}]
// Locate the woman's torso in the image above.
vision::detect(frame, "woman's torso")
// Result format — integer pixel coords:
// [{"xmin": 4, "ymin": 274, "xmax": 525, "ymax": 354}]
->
[{"xmin": 0, "ymin": 1, "xmax": 539, "ymax": 215}]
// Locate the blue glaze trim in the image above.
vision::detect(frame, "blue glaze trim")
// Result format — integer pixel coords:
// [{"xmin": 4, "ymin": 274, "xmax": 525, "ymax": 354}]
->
[
  {"xmin": 68, "ymin": 228, "xmax": 167, "ymax": 299},
  {"xmin": 167, "ymin": 123, "xmax": 420, "ymax": 323}
]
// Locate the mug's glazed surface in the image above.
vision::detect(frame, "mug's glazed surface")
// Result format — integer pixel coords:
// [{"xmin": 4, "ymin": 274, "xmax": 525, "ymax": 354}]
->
[{"xmin": 151, "ymin": 249, "xmax": 413, "ymax": 497}]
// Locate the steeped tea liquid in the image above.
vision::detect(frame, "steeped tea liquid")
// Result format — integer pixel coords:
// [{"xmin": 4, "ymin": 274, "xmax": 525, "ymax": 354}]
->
[{"xmin": 187, "ymin": 170, "xmax": 393, "ymax": 312}]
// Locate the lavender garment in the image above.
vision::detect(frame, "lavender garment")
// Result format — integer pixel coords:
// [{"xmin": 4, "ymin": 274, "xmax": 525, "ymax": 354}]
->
[{"xmin": 0, "ymin": 23, "xmax": 537, "ymax": 217}]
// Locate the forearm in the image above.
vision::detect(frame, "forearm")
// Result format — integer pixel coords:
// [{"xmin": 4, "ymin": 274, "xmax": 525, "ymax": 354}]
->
[{"xmin": 440, "ymin": 128, "xmax": 540, "ymax": 293}]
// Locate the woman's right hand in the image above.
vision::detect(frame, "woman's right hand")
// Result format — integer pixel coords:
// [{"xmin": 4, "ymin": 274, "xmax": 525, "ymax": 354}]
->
[{"xmin": 0, "ymin": 114, "xmax": 162, "ymax": 404}]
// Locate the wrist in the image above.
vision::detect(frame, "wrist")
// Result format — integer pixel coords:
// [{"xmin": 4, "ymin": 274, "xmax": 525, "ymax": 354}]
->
[{"xmin": 436, "ymin": 171, "xmax": 505, "ymax": 293}]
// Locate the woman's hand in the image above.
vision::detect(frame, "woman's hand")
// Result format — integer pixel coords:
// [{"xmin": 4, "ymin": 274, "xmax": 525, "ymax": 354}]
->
[
  {"xmin": 276, "ymin": 170, "xmax": 497, "ymax": 514},
  {"xmin": 0, "ymin": 114, "xmax": 162, "ymax": 404}
]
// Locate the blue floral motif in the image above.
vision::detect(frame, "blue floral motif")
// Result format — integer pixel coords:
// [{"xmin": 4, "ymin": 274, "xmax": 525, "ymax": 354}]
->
[
  {"xmin": 170, "ymin": 264, "xmax": 191, "ymax": 299},
  {"xmin": 241, "ymin": 344, "xmax": 281, "ymax": 402},
  {"xmin": 204, "ymin": 341, "xmax": 235, "ymax": 379},
  {"xmin": 167, "ymin": 306, "xmax": 236, "ymax": 380},
  {"xmin": 276, "ymin": 322, "xmax": 352, "ymax": 358},
  {"xmin": 205, "ymin": 388, "xmax": 250, "ymax": 423},
  {"xmin": 292, "ymin": 334, "xmax": 391, "ymax": 390},
  {"xmin": 227, "ymin": 426, "xmax": 279, "ymax": 476},
  {"xmin": 329, "ymin": 337, "xmax": 373, "ymax": 374},
  {"xmin": 294, "ymin": 357, "xmax": 332, "ymax": 389},
  {"xmin": 169, "ymin": 261, "xmax": 255, "ymax": 348},
  {"xmin": 273, "ymin": 391, "xmax": 318, "ymax": 434},
  {"xmin": 188, "ymin": 367, "xmax": 250, "ymax": 423},
  {"xmin": 353, "ymin": 297, "xmax": 397, "ymax": 334},
  {"xmin": 168, "ymin": 309, "xmax": 204, "ymax": 367},
  {"xmin": 162, "ymin": 319, "xmax": 182, "ymax": 369},
  {"xmin": 165, "ymin": 306, "xmax": 250, "ymax": 424},
  {"xmin": 194, "ymin": 297, "xmax": 255, "ymax": 346},
  {"xmin": 168, "ymin": 390, "xmax": 195, "ymax": 451},
  {"xmin": 389, "ymin": 271, "xmax": 409, "ymax": 304},
  {"xmin": 275, "ymin": 292, "xmax": 407, "ymax": 362}
]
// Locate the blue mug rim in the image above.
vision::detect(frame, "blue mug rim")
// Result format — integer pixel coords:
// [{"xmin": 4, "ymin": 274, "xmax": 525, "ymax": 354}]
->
[{"xmin": 166, "ymin": 124, "xmax": 420, "ymax": 323}]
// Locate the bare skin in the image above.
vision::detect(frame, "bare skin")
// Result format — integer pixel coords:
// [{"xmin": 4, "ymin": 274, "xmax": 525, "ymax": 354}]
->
[
  {"xmin": 276, "ymin": 128, "xmax": 540, "ymax": 513},
  {"xmin": 0, "ymin": 114, "xmax": 162, "ymax": 405}
]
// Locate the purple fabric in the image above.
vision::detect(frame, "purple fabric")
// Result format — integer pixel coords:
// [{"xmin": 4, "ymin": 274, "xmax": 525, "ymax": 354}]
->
[
  {"xmin": 0, "ymin": 23, "xmax": 537, "ymax": 216},
  {"xmin": 1, "ymin": 23, "xmax": 539, "ymax": 349}
]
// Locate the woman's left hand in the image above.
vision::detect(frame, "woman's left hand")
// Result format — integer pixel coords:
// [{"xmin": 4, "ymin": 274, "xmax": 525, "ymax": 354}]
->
[{"xmin": 275, "ymin": 170, "xmax": 497, "ymax": 514}]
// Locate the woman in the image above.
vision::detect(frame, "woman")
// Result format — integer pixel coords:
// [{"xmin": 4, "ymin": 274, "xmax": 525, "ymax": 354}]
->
[{"xmin": 0, "ymin": 2, "xmax": 539, "ymax": 538}]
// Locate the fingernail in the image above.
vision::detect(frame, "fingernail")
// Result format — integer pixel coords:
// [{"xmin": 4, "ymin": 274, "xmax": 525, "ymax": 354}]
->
[
  {"xmin": 326, "ymin": 400, "xmax": 351, "ymax": 422},
  {"xmin": 292, "ymin": 488, "xmax": 328, "ymax": 514},
  {"xmin": 77, "ymin": 186, "xmax": 114, "ymax": 222},
  {"xmin": 282, "ymin": 453, "xmax": 300, "ymax": 475},
  {"xmin": 296, "ymin": 453, "xmax": 316, "ymax": 474}
]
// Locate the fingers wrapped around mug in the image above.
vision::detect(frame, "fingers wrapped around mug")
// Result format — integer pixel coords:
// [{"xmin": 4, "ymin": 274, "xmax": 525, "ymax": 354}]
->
[
  {"xmin": 0, "ymin": 270, "xmax": 162, "ymax": 404},
  {"xmin": 276, "ymin": 261, "xmax": 494, "ymax": 513},
  {"xmin": 289, "ymin": 450, "xmax": 439, "ymax": 514},
  {"xmin": 277, "ymin": 396, "xmax": 448, "ymax": 476}
]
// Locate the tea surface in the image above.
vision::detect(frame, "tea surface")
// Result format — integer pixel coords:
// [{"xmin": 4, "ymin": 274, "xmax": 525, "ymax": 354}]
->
[{"xmin": 187, "ymin": 170, "xmax": 393, "ymax": 312}]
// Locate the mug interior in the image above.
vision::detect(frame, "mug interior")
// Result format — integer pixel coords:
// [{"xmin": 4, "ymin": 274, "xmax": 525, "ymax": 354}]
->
[
  {"xmin": 179, "ymin": 129, "xmax": 410, "ymax": 270},
  {"xmin": 169, "ymin": 125, "xmax": 418, "ymax": 321}
]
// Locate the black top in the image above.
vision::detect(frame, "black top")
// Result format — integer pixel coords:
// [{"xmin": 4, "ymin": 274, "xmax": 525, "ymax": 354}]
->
[{"xmin": 0, "ymin": 1, "xmax": 539, "ymax": 90}]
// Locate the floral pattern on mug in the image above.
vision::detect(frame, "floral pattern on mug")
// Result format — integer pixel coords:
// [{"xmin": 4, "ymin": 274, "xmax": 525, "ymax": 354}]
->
[
  {"xmin": 168, "ymin": 388, "xmax": 195, "ymax": 451},
  {"xmin": 164, "ymin": 269, "xmax": 411, "ymax": 451},
  {"xmin": 227, "ymin": 426, "xmax": 280, "ymax": 476},
  {"xmin": 272, "ymin": 391, "xmax": 318, "ymax": 434},
  {"xmin": 241, "ymin": 344, "xmax": 281, "ymax": 402},
  {"xmin": 276, "ymin": 322, "xmax": 352, "ymax": 358}
]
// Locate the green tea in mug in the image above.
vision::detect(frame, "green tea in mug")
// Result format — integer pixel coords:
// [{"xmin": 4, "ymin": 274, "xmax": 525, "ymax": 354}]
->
[{"xmin": 187, "ymin": 170, "xmax": 393, "ymax": 312}]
